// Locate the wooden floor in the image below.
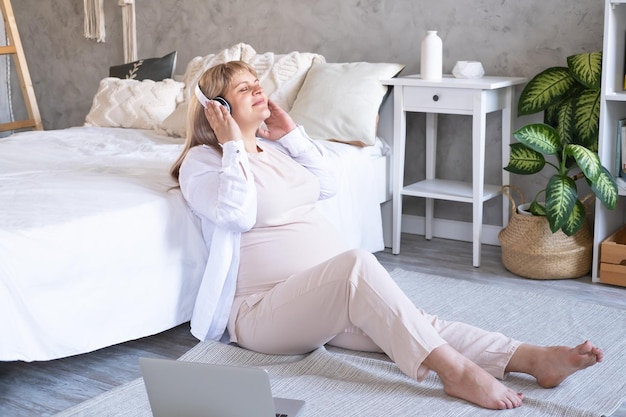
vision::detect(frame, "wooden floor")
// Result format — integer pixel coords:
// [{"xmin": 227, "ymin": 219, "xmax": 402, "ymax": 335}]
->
[{"xmin": 1, "ymin": 234, "xmax": 625, "ymax": 417}]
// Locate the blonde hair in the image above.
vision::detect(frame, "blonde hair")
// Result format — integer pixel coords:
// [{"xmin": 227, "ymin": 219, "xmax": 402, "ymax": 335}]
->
[{"xmin": 170, "ymin": 61, "xmax": 258, "ymax": 180}]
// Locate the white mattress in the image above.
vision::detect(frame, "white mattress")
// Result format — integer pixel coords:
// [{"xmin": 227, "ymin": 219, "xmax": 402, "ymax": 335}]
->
[
  {"xmin": 0, "ymin": 127, "xmax": 389, "ymax": 361},
  {"xmin": 0, "ymin": 127, "xmax": 207, "ymax": 361}
]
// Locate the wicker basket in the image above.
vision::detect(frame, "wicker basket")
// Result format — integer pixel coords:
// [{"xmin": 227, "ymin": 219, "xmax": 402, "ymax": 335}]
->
[{"xmin": 498, "ymin": 185, "xmax": 593, "ymax": 280}]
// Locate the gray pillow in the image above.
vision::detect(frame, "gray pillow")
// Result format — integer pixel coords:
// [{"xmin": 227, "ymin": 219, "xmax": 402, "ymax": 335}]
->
[{"xmin": 109, "ymin": 51, "xmax": 177, "ymax": 81}]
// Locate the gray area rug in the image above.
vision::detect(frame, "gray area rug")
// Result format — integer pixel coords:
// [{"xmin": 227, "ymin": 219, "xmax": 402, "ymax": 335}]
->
[{"xmin": 55, "ymin": 268, "xmax": 626, "ymax": 417}]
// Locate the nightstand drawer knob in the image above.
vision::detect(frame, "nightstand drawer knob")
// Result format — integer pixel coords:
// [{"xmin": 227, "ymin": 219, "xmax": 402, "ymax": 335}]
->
[{"xmin": 432, "ymin": 95, "xmax": 439, "ymax": 102}]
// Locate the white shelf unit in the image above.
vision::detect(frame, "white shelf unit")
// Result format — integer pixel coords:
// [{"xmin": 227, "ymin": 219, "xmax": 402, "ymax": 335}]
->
[{"xmin": 592, "ymin": 0, "xmax": 626, "ymax": 282}]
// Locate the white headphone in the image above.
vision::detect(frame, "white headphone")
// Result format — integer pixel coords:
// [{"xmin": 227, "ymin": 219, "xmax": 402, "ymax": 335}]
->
[{"xmin": 195, "ymin": 84, "xmax": 231, "ymax": 113}]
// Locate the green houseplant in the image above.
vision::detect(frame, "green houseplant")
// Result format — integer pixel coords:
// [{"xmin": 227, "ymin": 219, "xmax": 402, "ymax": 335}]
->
[{"xmin": 505, "ymin": 51, "xmax": 618, "ymax": 236}]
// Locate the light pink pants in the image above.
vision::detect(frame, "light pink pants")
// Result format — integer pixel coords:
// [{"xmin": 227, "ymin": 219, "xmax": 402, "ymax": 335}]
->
[{"xmin": 230, "ymin": 249, "xmax": 521, "ymax": 381}]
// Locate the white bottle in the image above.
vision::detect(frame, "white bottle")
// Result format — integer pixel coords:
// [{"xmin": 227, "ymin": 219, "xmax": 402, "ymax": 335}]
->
[{"xmin": 420, "ymin": 30, "xmax": 442, "ymax": 81}]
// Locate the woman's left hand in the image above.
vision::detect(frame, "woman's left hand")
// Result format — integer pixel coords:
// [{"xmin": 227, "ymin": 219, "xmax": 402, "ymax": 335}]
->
[{"xmin": 257, "ymin": 99, "xmax": 297, "ymax": 141}]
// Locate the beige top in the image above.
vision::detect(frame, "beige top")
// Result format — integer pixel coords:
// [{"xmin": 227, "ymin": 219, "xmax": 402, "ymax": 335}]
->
[
  {"xmin": 237, "ymin": 143, "xmax": 348, "ymax": 295},
  {"xmin": 228, "ymin": 143, "xmax": 347, "ymax": 342}
]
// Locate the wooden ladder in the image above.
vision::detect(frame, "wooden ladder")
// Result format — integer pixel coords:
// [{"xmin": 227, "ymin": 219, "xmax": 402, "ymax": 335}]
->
[{"xmin": 0, "ymin": 0, "xmax": 42, "ymax": 132}]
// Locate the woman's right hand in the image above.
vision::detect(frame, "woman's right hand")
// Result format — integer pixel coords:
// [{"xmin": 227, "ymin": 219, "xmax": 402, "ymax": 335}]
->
[{"xmin": 204, "ymin": 101, "xmax": 242, "ymax": 145}]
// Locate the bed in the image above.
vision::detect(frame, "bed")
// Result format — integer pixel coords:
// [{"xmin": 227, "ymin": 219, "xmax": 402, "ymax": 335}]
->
[{"xmin": 0, "ymin": 43, "xmax": 403, "ymax": 361}]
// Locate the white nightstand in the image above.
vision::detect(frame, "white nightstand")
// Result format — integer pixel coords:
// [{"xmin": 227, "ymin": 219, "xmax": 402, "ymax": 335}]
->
[{"xmin": 383, "ymin": 74, "xmax": 527, "ymax": 267}]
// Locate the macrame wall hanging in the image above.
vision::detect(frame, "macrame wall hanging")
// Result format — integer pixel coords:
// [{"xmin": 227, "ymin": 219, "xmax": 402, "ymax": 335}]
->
[
  {"xmin": 118, "ymin": 0, "xmax": 137, "ymax": 63},
  {"xmin": 83, "ymin": 0, "xmax": 137, "ymax": 64},
  {"xmin": 83, "ymin": 0, "xmax": 105, "ymax": 43}
]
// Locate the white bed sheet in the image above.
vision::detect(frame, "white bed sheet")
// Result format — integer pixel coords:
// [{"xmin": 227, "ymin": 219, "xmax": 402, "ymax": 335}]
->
[
  {"xmin": 0, "ymin": 127, "xmax": 389, "ymax": 361},
  {"xmin": 315, "ymin": 139, "xmax": 390, "ymax": 253}
]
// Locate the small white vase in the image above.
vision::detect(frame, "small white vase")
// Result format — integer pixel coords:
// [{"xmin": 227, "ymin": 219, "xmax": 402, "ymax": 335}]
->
[
  {"xmin": 420, "ymin": 30, "xmax": 442, "ymax": 81},
  {"xmin": 452, "ymin": 61, "xmax": 484, "ymax": 79}
]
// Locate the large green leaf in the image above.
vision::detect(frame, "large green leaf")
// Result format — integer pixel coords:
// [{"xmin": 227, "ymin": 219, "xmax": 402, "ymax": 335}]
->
[
  {"xmin": 567, "ymin": 51, "xmax": 602, "ymax": 90},
  {"xmin": 545, "ymin": 174, "xmax": 577, "ymax": 232},
  {"xmin": 573, "ymin": 88, "xmax": 601, "ymax": 147},
  {"xmin": 590, "ymin": 167, "xmax": 619, "ymax": 210},
  {"xmin": 560, "ymin": 199, "xmax": 587, "ymax": 236},
  {"xmin": 529, "ymin": 201, "xmax": 547, "ymax": 216},
  {"xmin": 513, "ymin": 123, "xmax": 560, "ymax": 155},
  {"xmin": 545, "ymin": 98, "xmax": 575, "ymax": 145},
  {"xmin": 504, "ymin": 143, "xmax": 545, "ymax": 174},
  {"xmin": 565, "ymin": 144, "xmax": 602, "ymax": 181},
  {"xmin": 518, "ymin": 67, "xmax": 576, "ymax": 116}
]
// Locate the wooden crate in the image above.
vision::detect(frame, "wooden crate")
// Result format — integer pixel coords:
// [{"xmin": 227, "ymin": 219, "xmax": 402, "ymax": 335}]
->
[{"xmin": 599, "ymin": 226, "xmax": 626, "ymax": 287}]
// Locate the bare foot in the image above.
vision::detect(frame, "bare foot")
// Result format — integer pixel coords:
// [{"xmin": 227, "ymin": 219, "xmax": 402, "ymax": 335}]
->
[
  {"xmin": 531, "ymin": 341, "xmax": 604, "ymax": 388},
  {"xmin": 424, "ymin": 344, "xmax": 524, "ymax": 410}
]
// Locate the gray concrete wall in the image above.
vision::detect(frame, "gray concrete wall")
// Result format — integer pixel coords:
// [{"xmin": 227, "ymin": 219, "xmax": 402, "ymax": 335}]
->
[{"xmin": 10, "ymin": 0, "xmax": 605, "ymax": 225}]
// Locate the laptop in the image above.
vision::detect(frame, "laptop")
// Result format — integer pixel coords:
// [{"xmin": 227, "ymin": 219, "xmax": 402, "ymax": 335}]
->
[{"xmin": 139, "ymin": 357, "xmax": 305, "ymax": 417}]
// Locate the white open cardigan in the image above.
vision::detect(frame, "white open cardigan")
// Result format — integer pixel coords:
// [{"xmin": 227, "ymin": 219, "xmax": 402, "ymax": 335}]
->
[{"xmin": 178, "ymin": 126, "xmax": 337, "ymax": 341}]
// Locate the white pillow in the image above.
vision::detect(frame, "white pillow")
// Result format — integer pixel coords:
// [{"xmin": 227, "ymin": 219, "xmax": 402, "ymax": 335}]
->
[
  {"xmin": 289, "ymin": 62, "xmax": 405, "ymax": 146},
  {"xmin": 84, "ymin": 78, "xmax": 184, "ymax": 130},
  {"xmin": 246, "ymin": 51, "xmax": 325, "ymax": 111},
  {"xmin": 158, "ymin": 101, "xmax": 188, "ymax": 138}
]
